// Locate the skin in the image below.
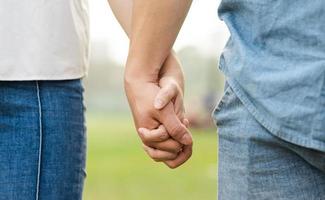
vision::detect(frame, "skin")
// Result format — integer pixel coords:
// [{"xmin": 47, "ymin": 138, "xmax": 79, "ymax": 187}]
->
[{"xmin": 108, "ymin": 0, "xmax": 193, "ymax": 168}]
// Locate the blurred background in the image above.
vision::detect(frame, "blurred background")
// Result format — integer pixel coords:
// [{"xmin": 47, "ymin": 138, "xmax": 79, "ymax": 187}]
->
[{"xmin": 83, "ymin": 0, "xmax": 229, "ymax": 199}]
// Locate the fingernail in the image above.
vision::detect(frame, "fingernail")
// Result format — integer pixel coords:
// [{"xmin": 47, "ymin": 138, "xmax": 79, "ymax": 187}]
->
[
  {"xmin": 154, "ymin": 99, "xmax": 163, "ymax": 109},
  {"xmin": 181, "ymin": 134, "xmax": 192, "ymax": 145}
]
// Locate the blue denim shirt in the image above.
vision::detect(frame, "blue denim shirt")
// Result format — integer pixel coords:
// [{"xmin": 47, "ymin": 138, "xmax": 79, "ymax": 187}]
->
[{"xmin": 218, "ymin": 0, "xmax": 325, "ymax": 151}]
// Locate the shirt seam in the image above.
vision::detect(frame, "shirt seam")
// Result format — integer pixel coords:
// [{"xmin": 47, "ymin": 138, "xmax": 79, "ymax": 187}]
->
[{"xmin": 35, "ymin": 81, "xmax": 43, "ymax": 200}]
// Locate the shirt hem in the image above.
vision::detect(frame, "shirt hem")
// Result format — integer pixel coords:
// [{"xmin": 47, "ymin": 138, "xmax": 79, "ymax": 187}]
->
[
  {"xmin": 226, "ymin": 77, "xmax": 325, "ymax": 153},
  {"xmin": 0, "ymin": 72, "xmax": 88, "ymax": 81}
]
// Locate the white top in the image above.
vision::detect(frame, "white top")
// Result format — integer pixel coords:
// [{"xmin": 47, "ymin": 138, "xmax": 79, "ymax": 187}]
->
[{"xmin": 0, "ymin": 0, "xmax": 89, "ymax": 80}]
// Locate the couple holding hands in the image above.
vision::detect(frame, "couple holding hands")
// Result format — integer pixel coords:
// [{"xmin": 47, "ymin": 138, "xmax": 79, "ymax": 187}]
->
[{"xmin": 0, "ymin": 0, "xmax": 324, "ymax": 199}]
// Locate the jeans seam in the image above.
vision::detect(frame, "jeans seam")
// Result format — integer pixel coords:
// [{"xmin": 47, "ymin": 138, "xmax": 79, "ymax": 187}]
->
[{"xmin": 35, "ymin": 81, "xmax": 43, "ymax": 200}]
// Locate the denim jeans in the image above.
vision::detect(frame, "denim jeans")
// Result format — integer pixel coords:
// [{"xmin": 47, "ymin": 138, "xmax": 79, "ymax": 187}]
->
[
  {"xmin": 213, "ymin": 83, "xmax": 325, "ymax": 200},
  {"xmin": 0, "ymin": 80, "xmax": 86, "ymax": 200}
]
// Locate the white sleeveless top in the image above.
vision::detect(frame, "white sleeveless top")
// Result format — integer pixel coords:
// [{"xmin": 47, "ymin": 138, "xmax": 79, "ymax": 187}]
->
[{"xmin": 0, "ymin": 0, "xmax": 89, "ymax": 80}]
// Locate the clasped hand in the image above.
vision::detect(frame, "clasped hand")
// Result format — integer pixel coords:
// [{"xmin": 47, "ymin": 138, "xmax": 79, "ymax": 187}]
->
[{"xmin": 124, "ymin": 53, "xmax": 193, "ymax": 169}]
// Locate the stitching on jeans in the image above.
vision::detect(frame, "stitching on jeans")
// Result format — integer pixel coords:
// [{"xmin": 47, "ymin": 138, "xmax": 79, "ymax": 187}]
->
[{"xmin": 35, "ymin": 81, "xmax": 43, "ymax": 200}]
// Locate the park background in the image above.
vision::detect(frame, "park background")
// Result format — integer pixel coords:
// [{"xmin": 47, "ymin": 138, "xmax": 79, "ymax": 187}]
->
[{"xmin": 83, "ymin": 0, "xmax": 229, "ymax": 199}]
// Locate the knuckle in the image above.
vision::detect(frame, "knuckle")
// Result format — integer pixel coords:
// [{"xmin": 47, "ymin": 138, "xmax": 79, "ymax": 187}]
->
[
  {"xmin": 145, "ymin": 136, "xmax": 157, "ymax": 144},
  {"xmin": 170, "ymin": 124, "xmax": 185, "ymax": 138},
  {"xmin": 168, "ymin": 140, "xmax": 182, "ymax": 152},
  {"xmin": 159, "ymin": 131, "xmax": 169, "ymax": 140},
  {"xmin": 175, "ymin": 144, "xmax": 183, "ymax": 152},
  {"xmin": 140, "ymin": 134, "xmax": 153, "ymax": 144},
  {"xmin": 139, "ymin": 132, "xmax": 148, "ymax": 141}
]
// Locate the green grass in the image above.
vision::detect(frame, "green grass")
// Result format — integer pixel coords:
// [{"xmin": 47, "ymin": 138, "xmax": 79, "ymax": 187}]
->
[{"xmin": 83, "ymin": 114, "xmax": 218, "ymax": 200}]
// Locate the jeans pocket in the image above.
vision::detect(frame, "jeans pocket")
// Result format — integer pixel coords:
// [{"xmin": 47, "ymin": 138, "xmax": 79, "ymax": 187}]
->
[{"xmin": 211, "ymin": 81, "xmax": 233, "ymax": 127}]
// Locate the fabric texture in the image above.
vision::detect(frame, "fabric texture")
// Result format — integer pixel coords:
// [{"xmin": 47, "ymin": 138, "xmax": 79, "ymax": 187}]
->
[
  {"xmin": 0, "ymin": 0, "xmax": 89, "ymax": 80},
  {"xmin": 213, "ymin": 83, "xmax": 325, "ymax": 200},
  {"xmin": 218, "ymin": 0, "xmax": 325, "ymax": 151},
  {"xmin": 0, "ymin": 79, "xmax": 87, "ymax": 200}
]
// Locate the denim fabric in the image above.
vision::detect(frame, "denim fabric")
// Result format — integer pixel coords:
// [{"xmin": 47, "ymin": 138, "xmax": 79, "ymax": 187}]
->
[
  {"xmin": 0, "ymin": 80, "xmax": 86, "ymax": 200},
  {"xmin": 218, "ymin": 0, "xmax": 325, "ymax": 151},
  {"xmin": 213, "ymin": 83, "xmax": 325, "ymax": 200}
]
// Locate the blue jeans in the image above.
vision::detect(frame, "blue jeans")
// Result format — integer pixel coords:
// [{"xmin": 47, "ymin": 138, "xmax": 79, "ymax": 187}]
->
[
  {"xmin": 0, "ymin": 80, "xmax": 86, "ymax": 200},
  {"xmin": 213, "ymin": 83, "xmax": 325, "ymax": 200}
]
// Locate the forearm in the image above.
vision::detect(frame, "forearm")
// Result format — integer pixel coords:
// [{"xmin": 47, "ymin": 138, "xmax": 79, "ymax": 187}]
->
[
  {"xmin": 108, "ymin": 0, "xmax": 191, "ymax": 82},
  {"xmin": 107, "ymin": 0, "xmax": 133, "ymax": 37},
  {"xmin": 127, "ymin": 0, "xmax": 192, "ymax": 79}
]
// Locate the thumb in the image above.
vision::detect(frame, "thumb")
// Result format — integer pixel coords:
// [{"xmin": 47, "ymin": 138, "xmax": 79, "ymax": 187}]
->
[
  {"xmin": 183, "ymin": 118, "xmax": 190, "ymax": 128},
  {"xmin": 154, "ymin": 81, "xmax": 178, "ymax": 110}
]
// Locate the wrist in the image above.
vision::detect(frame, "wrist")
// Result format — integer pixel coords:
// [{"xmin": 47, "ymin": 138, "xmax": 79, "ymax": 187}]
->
[
  {"xmin": 124, "ymin": 65, "xmax": 158, "ymax": 87},
  {"xmin": 125, "ymin": 51, "xmax": 163, "ymax": 79}
]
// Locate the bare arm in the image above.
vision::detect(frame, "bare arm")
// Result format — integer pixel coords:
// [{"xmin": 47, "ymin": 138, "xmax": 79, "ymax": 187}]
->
[
  {"xmin": 108, "ymin": 0, "xmax": 185, "ymax": 89},
  {"xmin": 108, "ymin": 0, "xmax": 193, "ymax": 168},
  {"xmin": 108, "ymin": 0, "xmax": 132, "ymax": 37},
  {"xmin": 125, "ymin": 0, "xmax": 192, "ymax": 80}
]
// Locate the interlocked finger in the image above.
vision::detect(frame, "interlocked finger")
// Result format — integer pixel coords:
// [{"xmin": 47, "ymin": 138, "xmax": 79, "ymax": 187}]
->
[{"xmin": 143, "ymin": 145, "xmax": 178, "ymax": 162}]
